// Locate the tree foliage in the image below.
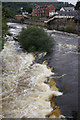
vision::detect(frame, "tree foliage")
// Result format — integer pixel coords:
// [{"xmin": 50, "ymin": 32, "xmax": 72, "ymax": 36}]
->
[
  {"xmin": 2, "ymin": 6, "xmax": 10, "ymax": 37},
  {"xmin": 18, "ymin": 26, "xmax": 54, "ymax": 52},
  {"xmin": 20, "ymin": 18, "xmax": 24, "ymax": 23},
  {"xmin": 2, "ymin": 2, "xmax": 73, "ymax": 15},
  {"xmin": 2, "ymin": 6, "xmax": 11, "ymax": 18},
  {"xmin": 75, "ymin": 1, "xmax": 80, "ymax": 10},
  {"xmin": 23, "ymin": 6, "xmax": 32, "ymax": 13},
  {"xmin": 2, "ymin": 2, "xmax": 33, "ymax": 15},
  {"xmin": 2, "ymin": 20, "xmax": 9, "ymax": 37}
]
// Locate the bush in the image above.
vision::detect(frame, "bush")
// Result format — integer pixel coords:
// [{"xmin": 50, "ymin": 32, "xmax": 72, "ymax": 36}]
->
[
  {"xmin": 65, "ymin": 25, "xmax": 74, "ymax": 33},
  {"xmin": 2, "ymin": 20, "xmax": 9, "ymax": 37},
  {"xmin": 18, "ymin": 26, "xmax": 54, "ymax": 52},
  {"xmin": 20, "ymin": 18, "xmax": 24, "ymax": 23},
  {"xmin": 65, "ymin": 21, "xmax": 75, "ymax": 33},
  {"xmin": 0, "ymin": 39, "xmax": 6, "ymax": 51},
  {"xmin": 7, "ymin": 32, "xmax": 12, "ymax": 36},
  {"xmin": 10, "ymin": 18, "xmax": 19, "ymax": 23}
]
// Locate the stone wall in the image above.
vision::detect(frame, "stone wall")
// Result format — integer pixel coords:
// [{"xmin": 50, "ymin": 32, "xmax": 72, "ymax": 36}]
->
[{"xmin": 46, "ymin": 18, "xmax": 80, "ymax": 35}]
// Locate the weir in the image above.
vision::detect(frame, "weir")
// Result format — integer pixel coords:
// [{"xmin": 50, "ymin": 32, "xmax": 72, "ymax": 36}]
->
[{"xmin": 1, "ymin": 40, "xmax": 64, "ymax": 118}]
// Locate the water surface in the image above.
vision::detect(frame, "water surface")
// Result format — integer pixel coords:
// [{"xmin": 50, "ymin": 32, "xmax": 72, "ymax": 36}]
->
[
  {"xmin": 38, "ymin": 30, "xmax": 79, "ymax": 117},
  {"xmin": 7, "ymin": 23, "xmax": 79, "ymax": 118}
]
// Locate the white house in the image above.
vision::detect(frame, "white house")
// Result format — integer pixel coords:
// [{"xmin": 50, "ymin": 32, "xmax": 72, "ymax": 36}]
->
[
  {"xmin": 60, "ymin": 7, "xmax": 75, "ymax": 12},
  {"xmin": 49, "ymin": 10, "xmax": 55, "ymax": 17},
  {"xmin": 22, "ymin": 12, "xmax": 28, "ymax": 15}
]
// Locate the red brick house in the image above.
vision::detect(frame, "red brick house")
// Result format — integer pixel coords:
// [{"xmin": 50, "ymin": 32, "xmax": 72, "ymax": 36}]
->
[
  {"xmin": 32, "ymin": 4, "xmax": 55, "ymax": 17},
  {"xmin": 15, "ymin": 15, "xmax": 24, "ymax": 20}
]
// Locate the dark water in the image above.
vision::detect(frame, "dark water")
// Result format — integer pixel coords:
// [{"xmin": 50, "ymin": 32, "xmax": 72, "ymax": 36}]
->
[
  {"xmin": 38, "ymin": 30, "xmax": 79, "ymax": 118},
  {"xmin": 7, "ymin": 23, "xmax": 79, "ymax": 118}
]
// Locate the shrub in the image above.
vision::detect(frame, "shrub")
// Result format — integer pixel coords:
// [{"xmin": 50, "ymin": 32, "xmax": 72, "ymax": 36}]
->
[
  {"xmin": 0, "ymin": 38, "xmax": 6, "ymax": 51},
  {"xmin": 18, "ymin": 26, "xmax": 54, "ymax": 52},
  {"xmin": 65, "ymin": 21, "xmax": 75, "ymax": 33},
  {"xmin": 20, "ymin": 18, "xmax": 24, "ymax": 23},
  {"xmin": 0, "ymin": 40, "xmax": 2, "ymax": 51},
  {"xmin": 7, "ymin": 32, "xmax": 12, "ymax": 36},
  {"xmin": 2, "ymin": 20, "xmax": 9, "ymax": 37},
  {"xmin": 65, "ymin": 25, "xmax": 74, "ymax": 33}
]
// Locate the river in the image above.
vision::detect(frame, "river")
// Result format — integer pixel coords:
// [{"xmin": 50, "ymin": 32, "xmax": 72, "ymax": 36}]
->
[
  {"xmin": 7, "ymin": 23, "xmax": 79, "ymax": 118},
  {"xmin": 38, "ymin": 30, "xmax": 79, "ymax": 118}
]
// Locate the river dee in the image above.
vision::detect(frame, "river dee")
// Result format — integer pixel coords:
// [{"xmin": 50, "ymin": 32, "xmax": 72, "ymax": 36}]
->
[
  {"xmin": 0, "ymin": 23, "xmax": 65, "ymax": 118},
  {"xmin": 7, "ymin": 23, "xmax": 27, "ymax": 36},
  {"xmin": 3, "ymin": 22, "xmax": 79, "ymax": 118},
  {"xmin": 39, "ymin": 29, "xmax": 79, "ymax": 118}
]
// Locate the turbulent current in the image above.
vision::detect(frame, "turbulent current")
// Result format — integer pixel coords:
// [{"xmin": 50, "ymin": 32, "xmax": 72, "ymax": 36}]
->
[{"xmin": 0, "ymin": 40, "xmax": 64, "ymax": 118}]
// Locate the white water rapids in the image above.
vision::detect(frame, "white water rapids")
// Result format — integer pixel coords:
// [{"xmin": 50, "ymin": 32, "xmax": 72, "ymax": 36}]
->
[{"xmin": 0, "ymin": 40, "xmax": 64, "ymax": 118}]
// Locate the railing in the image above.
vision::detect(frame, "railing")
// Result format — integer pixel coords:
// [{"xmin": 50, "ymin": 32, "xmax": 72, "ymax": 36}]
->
[{"xmin": 44, "ymin": 15, "xmax": 74, "ymax": 23}]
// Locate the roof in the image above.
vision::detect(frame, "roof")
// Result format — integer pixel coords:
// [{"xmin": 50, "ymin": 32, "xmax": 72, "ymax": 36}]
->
[
  {"xmin": 61, "ymin": 7, "xmax": 75, "ymax": 11},
  {"xmin": 34, "ymin": 4, "xmax": 55, "ymax": 9},
  {"xmin": 57, "ymin": 11, "xmax": 78, "ymax": 16},
  {"xmin": 74, "ymin": 15, "xmax": 80, "ymax": 19},
  {"xmin": 15, "ymin": 15, "xmax": 24, "ymax": 17}
]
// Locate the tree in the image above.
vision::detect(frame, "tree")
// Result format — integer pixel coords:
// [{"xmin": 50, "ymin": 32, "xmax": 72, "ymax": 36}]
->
[
  {"xmin": 20, "ymin": 18, "xmax": 24, "ymax": 23},
  {"xmin": 2, "ymin": 6, "xmax": 9, "ymax": 37},
  {"xmin": 23, "ymin": 6, "xmax": 32, "ymax": 13},
  {"xmin": 75, "ymin": 1, "xmax": 80, "ymax": 10},
  {"xmin": 2, "ymin": 20, "xmax": 9, "ymax": 37},
  {"xmin": 2, "ymin": 6, "xmax": 11, "ymax": 18},
  {"xmin": 18, "ymin": 26, "xmax": 54, "ymax": 52}
]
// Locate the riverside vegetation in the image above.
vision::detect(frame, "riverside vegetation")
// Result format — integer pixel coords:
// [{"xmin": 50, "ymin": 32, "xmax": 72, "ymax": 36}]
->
[{"xmin": 17, "ymin": 26, "xmax": 54, "ymax": 53}]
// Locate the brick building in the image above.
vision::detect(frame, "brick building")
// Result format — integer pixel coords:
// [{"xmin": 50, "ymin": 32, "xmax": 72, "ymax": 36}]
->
[
  {"xmin": 15, "ymin": 15, "xmax": 24, "ymax": 20},
  {"xmin": 32, "ymin": 4, "xmax": 55, "ymax": 17}
]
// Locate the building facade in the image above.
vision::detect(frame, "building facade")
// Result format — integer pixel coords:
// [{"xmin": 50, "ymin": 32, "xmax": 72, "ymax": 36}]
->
[
  {"xmin": 32, "ymin": 4, "xmax": 55, "ymax": 17},
  {"xmin": 15, "ymin": 15, "xmax": 24, "ymax": 20}
]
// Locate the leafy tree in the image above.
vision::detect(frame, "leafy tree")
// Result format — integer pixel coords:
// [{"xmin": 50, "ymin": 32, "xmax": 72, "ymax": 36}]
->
[
  {"xmin": 2, "ymin": 20, "xmax": 9, "ymax": 37},
  {"xmin": 2, "ymin": 5, "xmax": 12, "ymax": 50},
  {"xmin": 18, "ymin": 26, "xmax": 54, "ymax": 52},
  {"xmin": 2, "ymin": 6, "xmax": 9, "ymax": 37},
  {"xmin": 2, "ymin": 6, "xmax": 11, "ymax": 18},
  {"xmin": 23, "ymin": 6, "xmax": 32, "ymax": 13},
  {"xmin": 65, "ymin": 20, "xmax": 75, "ymax": 33},
  {"xmin": 75, "ymin": 1, "xmax": 80, "ymax": 10},
  {"xmin": 20, "ymin": 18, "xmax": 24, "ymax": 23},
  {"xmin": 55, "ymin": 7, "xmax": 61, "ymax": 12}
]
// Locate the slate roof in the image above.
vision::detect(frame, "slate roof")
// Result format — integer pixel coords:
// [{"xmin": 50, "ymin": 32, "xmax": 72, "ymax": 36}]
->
[
  {"xmin": 15, "ymin": 15, "xmax": 24, "ymax": 16},
  {"xmin": 74, "ymin": 15, "xmax": 80, "ymax": 19},
  {"xmin": 62, "ymin": 7, "xmax": 75, "ymax": 11},
  {"xmin": 57, "ymin": 11, "xmax": 78, "ymax": 16}
]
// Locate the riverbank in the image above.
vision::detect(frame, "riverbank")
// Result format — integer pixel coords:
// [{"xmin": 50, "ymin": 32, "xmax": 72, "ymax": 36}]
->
[
  {"xmin": 23, "ymin": 18, "xmax": 80, "ymax": 35},
  {"xmin": 46, "ymin": 22, "xmax": 80, "ymax": 35},
  {"xmin": 5, "ymin": 16, "xmax": 80, "ymax": 35}
]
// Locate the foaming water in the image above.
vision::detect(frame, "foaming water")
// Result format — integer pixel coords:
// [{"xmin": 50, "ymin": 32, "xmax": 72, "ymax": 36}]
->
[
  {"xmin": 0, "ymin": 75, "xmax": 2, "ymax": 119},
  {"xmin": 7, "ymin": 23, "xmax": 27, "ymax": 36},
  {"xmin": 1, "ymin": 40, "xmax": 64, "ymax": 118},
  {"xmin": 0, "ymin": 49, "xmax": 2, "ymax": 119}
]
